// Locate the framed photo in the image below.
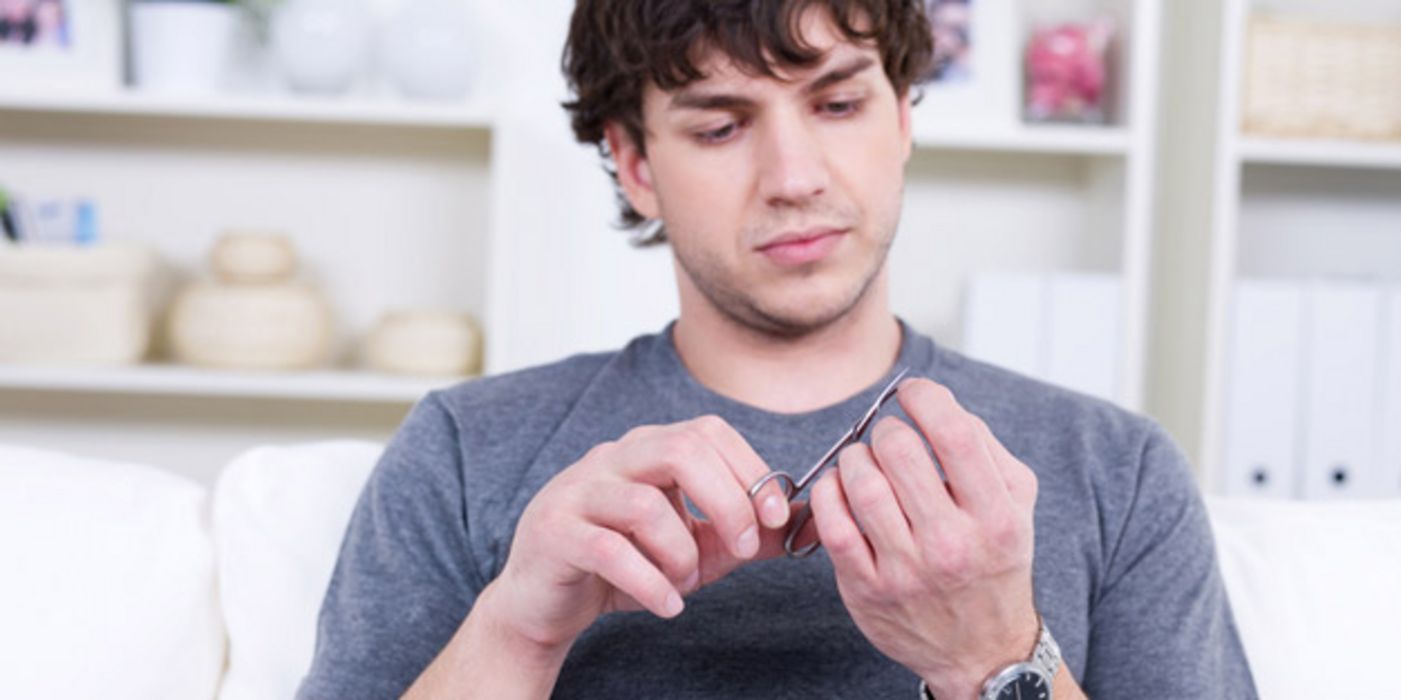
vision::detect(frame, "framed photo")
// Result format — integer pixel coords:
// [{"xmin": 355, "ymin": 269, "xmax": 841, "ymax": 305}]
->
[
  {"xmin": 915, "ymin": 0, "xmax": 1020, "ymax": 129},
  {"xmin": 0, "ymin": 0, "xmax": 122, "ymax": 93}
]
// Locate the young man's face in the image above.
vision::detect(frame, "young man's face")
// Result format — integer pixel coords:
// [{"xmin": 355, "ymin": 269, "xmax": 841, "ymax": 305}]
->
[{"xmin": 609, "ymin": 8, "xmax": 914, "ymax": 337}]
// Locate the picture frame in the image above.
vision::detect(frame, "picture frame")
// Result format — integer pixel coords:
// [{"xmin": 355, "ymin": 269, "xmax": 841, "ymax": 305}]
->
[
  {"xmin": 913, "ymin": 0, "xmax": 1021, "ymax": 130},
  {"xmin": 0, "ymin": 0, "xmax": 123, "ymax": 94}
]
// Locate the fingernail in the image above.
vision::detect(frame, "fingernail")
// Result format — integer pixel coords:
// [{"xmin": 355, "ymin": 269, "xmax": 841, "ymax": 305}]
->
[
  {"xmin": 682, "ymin": 570, "xmax": 700, "ymax": 592},
  {"xmin": 664, "ymin": 591, "xmax": 684, "ymax": 617},
  {"xmin": 762, "ymin": 494, "xmax": 788, "ymax": 527},
  {"xmin": 736, "ymin": 525, "xmax": 759, "ymax": 558}
]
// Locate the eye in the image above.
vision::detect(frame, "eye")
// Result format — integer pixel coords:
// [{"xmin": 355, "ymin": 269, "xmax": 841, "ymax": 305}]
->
[
  {"xmin": 697, "ymin": 122, "xmax": 739, "ymax": 144},
  {"xmin": 819, "ymin": 99, "xmax": 863, "ymax": 117}
]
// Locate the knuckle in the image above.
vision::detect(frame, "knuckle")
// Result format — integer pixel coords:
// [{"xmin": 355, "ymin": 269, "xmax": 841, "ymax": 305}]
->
[
  {"xmin": 659, "ymin": 431, "xmax": 704, "ymax": 468},
  {"xmin": 586, "ymin": 530, "xmax": 624, "ymax": 567},
  {"xmin": 987, "ymin": 513, "xmax": 1022, "ymax": 551},
  {"xmin": 874, "ymin": 421, "xmax": 928, "ymax": 468},
  {"xmin": 690, "ymin": 414, "xmax": 728, "ymax": 439},
  {"xmin": 623, "ymin": 485, "xmax": 668, "ymax": 526},
  {"xmin": 939, "ymin": 417, "xmax": 983, "ymax": 457}
]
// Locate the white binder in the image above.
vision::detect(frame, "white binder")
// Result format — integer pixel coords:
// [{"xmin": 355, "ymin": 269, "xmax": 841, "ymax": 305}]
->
[
  {"xmin": 1383, "ymin": 288, "xmax": 1401, "ymax": 496},
  {"xmin": 1219, "ymin": 280, "xmax": 1303, "ymax": 498},
  {"xmin": 962, "ymin": 272, "xmax": 1046, "ymax": 379},
  {"xmin": 1045, "ymin": 273, "xmax": 1121, "ymax": 402},
  {"xmin": 1299, "ymin": 281, "xmax": 1384, "ymax": 500}
]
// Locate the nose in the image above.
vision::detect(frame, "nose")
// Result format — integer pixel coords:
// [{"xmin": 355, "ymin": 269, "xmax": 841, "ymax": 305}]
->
[{"xmin": 756, "ymin": 110, "xmax": 831, "ymax": 208}]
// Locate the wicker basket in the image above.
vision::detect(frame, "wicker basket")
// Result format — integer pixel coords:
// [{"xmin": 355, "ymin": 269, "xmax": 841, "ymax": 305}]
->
[{"xmin": 1243, "ymin": 15, "xmax": 1401, "ymax": 140}]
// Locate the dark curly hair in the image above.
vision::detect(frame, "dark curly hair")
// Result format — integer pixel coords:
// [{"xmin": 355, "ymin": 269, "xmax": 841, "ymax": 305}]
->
[{"xmin": 562, "ymin": 0, "xmax": 934, "ymax": 245}]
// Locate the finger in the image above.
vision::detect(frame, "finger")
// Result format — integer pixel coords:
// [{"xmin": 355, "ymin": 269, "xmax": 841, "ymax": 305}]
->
[
  {"xmin": 581, "ymin": 482, "xmax": 699, "ymax": 590},
  {"xmin": 896, "ymin": 379, "xmax": 1011, "ymax": 517},
  {"xmin": 868, "ymin": 415, "xmax": 956, "ymax": 531},
  {"xmin": 690, "ymin": 415, "xmax": 790, "ymax": 529},
  {"xmin": 974, "ymin": 417, "xmax": 1039, "ymax": 508},
  {"xmin": 616, "ymin": 424, "xmax": 762, "ymax": 560},
  {"xmin": 837, "ymin": 443, "xmax": 915, "ymax": 563},
  {"xmin": 690, "ymin": 517, "xmax": 790, "ymax": 586},
  {"xmin": 809, "ymin": 471, "xmax": 875, "ymax": 580},
  {"xmin": 566, "ymin": 524, "xmax": 684, "ymax": 619}
]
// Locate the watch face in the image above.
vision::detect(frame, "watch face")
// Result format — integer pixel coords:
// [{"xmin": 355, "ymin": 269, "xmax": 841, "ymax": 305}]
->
[{"xmin": 994, "ymin": 671, "xmax": 1049, "ymax": 700}]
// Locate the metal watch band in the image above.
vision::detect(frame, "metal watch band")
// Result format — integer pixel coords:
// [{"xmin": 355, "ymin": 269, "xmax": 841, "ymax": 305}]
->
[{"xmin": 915, "ymin": 616, "xmax": 1061, "ymax": 700}]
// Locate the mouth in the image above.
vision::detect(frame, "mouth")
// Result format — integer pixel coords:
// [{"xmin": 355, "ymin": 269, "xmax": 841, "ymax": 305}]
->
[{"xmin": 756, "ymin": 228, "xmax": 850, "ymax": 267}]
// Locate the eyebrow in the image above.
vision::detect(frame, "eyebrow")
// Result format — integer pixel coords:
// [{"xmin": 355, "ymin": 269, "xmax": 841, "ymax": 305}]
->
[{"xmin": 667, "ymin": 55, "xmax": 878, "ymax": 112}]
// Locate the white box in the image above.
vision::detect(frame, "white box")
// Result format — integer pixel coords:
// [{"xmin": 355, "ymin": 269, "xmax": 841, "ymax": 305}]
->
[
  {"xmin": 1219, "ymin": 280, "xmax": 1303, "ymax": 498},
  {"xmin": 0, "ymin": 244, "xmax": 161, "ymax": 365},
  {"xmin": 962, "ymin": 272, "xmax": 1046, "ymax": 378},
  {"xmin": 1045, "ymin": 273, "xmax": 1121, "ymax": 402},
  {"xmin": 1299, "ymin": 281, "xmax": 1384, "ymax": 500},
  {"xmin": 1383, "ymin": 288, "xmax": 1401, "ymax": 496}
]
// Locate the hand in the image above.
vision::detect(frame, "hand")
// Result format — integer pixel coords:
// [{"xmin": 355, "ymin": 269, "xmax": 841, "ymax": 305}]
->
[
  {"xmin": 807, "ymin": 378, "xmax": 1041, "ymax": 699},
  {"xmin": 485, "ymin": 415, "xmax": 792, "ymax": 652}
]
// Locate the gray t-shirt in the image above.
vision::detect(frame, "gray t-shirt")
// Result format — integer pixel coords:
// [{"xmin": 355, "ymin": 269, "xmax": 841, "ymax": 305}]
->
[{"xmin": 298, "ymin": 322, "xmax": 1257, "ymax": 699}]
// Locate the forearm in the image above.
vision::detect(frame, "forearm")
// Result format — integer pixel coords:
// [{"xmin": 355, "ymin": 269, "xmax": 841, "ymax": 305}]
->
[{"xmin": 402, "ymin": 582, "xmax": 572, "ymax": 700}]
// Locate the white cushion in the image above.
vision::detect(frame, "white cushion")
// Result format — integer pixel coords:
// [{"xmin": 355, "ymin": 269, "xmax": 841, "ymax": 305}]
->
[
  {"xmin": 213, "ymin": 441, "xmax": 382, "ymax": 700},
  {"xmin": 0, "ymin": 444, "xmax": 223, "ymax": 700},
  {"xmin": 1209, "ymin": 497, "xmax": 1401, "ymax": 699}
]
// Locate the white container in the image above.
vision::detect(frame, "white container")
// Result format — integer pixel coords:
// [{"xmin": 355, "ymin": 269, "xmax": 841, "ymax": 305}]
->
[
  {"xmin": 167, "ymin": 282, "xmax": 334, "ymax": 370},
  {"xmin": 0, "ymin": 245, "xmax": 160, "ymax": 365},
  {"xmin": 271, "ymin": 0, "xmax": 372, "ymax": 95},
  {"xmin": 129, "ymin": 2, "xmax": 240, "ymax": 94},
  {"xmin": 381, "ymin": 0, "xmax": 476, "ymax": 101},
  {"xmin": 363, "ymin": 310, "xmax": 481, "ymax": 376}
]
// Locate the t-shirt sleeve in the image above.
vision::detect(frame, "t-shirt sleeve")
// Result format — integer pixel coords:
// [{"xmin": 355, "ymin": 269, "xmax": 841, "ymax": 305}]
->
[
  {"xmin": 297, "ymin": 393, "xmax": 487, "ymax": 700},
  {"xmin": 1081, "ymin": 423, "xmax": 1259, "ymax": 698}
]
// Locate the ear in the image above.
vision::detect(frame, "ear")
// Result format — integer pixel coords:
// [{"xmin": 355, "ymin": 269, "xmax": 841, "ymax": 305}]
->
[
  {"xmin": 604, "ymin": 122, "xmax": 661, "ymax": 220},
  {"xmin": 897, "ymin": 91, "xmax": 914, "ymax": 163}
]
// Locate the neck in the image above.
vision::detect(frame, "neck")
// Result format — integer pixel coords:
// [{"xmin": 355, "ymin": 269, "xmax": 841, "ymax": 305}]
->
[{"xmin": 671, "ymin": 273, "xmax": 902, "ymax": 414}]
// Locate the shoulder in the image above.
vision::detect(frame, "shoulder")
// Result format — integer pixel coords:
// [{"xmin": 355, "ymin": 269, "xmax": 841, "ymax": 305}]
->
[
  {"xmin": 931, "ymin": 345, "xmax": 1163, "ymax": 464},
  {"xmin": 418, "ymin": 348, "xmax": 620, "ymax": 449}
]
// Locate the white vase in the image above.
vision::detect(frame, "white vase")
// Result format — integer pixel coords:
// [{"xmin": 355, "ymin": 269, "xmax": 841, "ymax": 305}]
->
[
  {"xmin": 270, "ymin": 0, "xmax": 371, "ymax": 96},
  {"xmin": 129, "ymin": 2, "xmax": 240, "ymax": 94},
  {"xmin": 381, "ymin": 0, "xmax": 476, "ymax": 101}
]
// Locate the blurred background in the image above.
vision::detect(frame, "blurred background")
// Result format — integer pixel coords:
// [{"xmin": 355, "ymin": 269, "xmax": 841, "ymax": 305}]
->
[{"xmin": 0, "ymin": 0, "xmax": 1398, "ymax": 503}]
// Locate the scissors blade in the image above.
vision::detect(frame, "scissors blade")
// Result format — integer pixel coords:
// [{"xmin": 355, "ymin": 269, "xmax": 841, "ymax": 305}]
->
[{"xmin": 789, "ymin": 367, "xmax": 912, "ymax": 494}]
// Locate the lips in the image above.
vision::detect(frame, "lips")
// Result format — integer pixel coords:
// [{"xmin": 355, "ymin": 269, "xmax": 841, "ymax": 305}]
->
[{"xmin": 756, "ymin": 228, "xmax": 849, "ymax": 267}]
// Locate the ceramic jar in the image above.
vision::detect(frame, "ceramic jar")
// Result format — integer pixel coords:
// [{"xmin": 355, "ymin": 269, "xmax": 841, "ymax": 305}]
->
[
  {"xmin": 167, "ymin": 232, "xmax": 334, "ymax": 370},
  {"xmin": 363, "ymin": 310, "xmax": 481, "ymax": 376}
]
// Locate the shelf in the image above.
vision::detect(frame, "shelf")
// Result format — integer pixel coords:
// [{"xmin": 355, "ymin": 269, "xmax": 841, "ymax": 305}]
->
[
  {"xmin": 0, "ymin": 364, "xmax": 465, "ymax": 403},
  {"xmin": 1239, "ymin": 136, "xmax": 1401, "ymax": 171},
  {"xmin": 0, "ymin": 88, "xmax": 495, "ymax": 131},
  {"xmin": 912, "ymin": 123, "xmax": 1132, "ymax": 156}
]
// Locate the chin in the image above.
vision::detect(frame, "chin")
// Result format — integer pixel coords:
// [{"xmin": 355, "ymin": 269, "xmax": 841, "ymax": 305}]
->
[{"xmin": 744, "ymin": 283, "xmax": 868, "ymax": 337}]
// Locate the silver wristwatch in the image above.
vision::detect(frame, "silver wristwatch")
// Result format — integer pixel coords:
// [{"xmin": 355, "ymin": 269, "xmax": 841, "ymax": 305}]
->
[{"xmin": 918, "ymin": 616, "xmax": 1061, "ymax": 700}]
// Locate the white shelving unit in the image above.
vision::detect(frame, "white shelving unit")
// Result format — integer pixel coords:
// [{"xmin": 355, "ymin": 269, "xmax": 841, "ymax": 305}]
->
[
  {"xmin": 0, "ymin": 364, "xmax": 451, "ymax": 403},
  {"xmin": 1, "ymin": 0, "xmax": 1166, "ymax": 482},
  {"xmin": 897, "ymin": 0, "xmax": 1161, "ymax": 412},
  {"xmin": 1151, "ymin": 0, "xmax": 1401, "ymax": 486},
  {"xmin": 0, "ymin": 87, "xmax": 495, "ymax": 129}
]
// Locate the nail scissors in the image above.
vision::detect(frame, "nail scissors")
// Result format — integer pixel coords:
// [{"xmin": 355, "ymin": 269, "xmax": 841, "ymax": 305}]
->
[{"xmin": 747, "ymin": 367, "xmax": 911, "ymax": 558}]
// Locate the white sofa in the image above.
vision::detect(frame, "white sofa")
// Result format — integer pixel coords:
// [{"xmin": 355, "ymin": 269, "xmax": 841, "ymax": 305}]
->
[{"xmin": 1, "ymin": 442, "xmax": 1397, "ymax": 700}]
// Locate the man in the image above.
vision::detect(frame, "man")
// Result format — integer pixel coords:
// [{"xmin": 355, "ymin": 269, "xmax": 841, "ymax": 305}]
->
[{"xmin": 299, "ymin": 1, "xmax": 1257, "ymax": 698}]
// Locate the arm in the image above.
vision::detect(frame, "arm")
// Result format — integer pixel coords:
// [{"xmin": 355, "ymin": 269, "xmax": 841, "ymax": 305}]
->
[
  {"xmin": 400, "ymin": 415, "xmax": 794, "ymax": 699},
  {"xmin": 1078, "ymin": 425, "xmax": 1257, "ymax": 698}
]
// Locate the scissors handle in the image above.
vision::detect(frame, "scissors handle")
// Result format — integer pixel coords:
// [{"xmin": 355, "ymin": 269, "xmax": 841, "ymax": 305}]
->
[
  {"xmin": 747, "ymin": 471, "xmax": 826, "ymax": 559},
  {"xmin": 746, "ymin": 470, "xmax": 796, "ymax": 500}
]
